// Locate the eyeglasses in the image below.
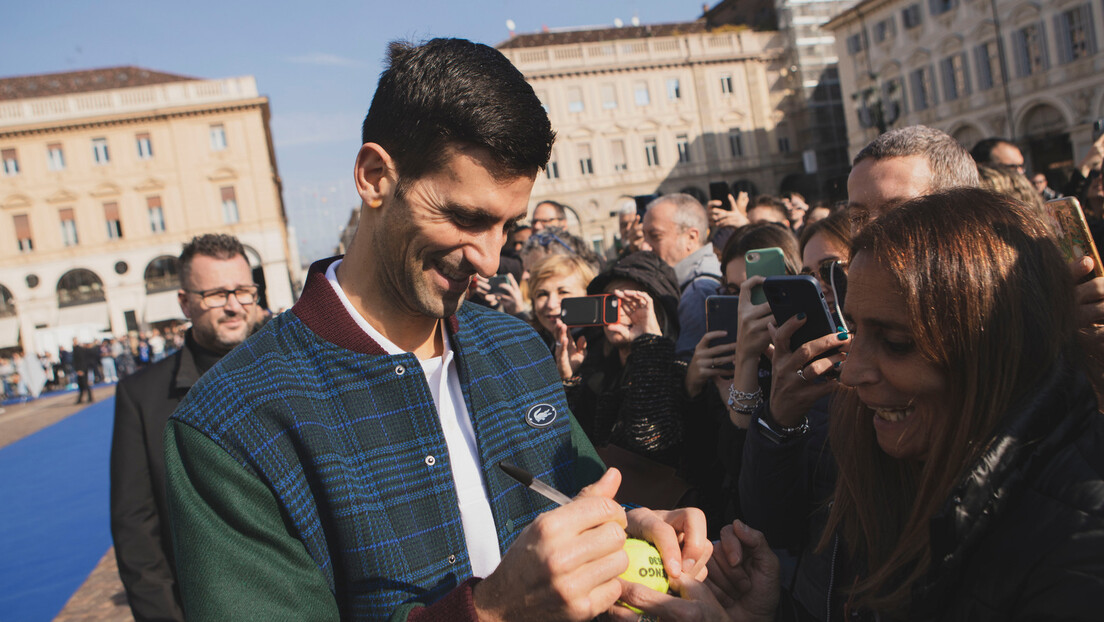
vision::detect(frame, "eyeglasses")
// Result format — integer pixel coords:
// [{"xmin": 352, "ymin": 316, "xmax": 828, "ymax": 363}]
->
[
  {"xmin": 528, "ymin": 231, "xmax": 575, "ymax": 253},
  {"xmin": 185, "ymin": 285, "xmax": 259, "ymax": 308},
  {"xmin": 801, "ymin": 258, "xmax": 847, "ymax": 284}
]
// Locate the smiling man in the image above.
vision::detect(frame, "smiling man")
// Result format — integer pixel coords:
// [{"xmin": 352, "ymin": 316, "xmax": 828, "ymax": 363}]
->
[
  {"xmin": 111, "ymin": 233, "xmax": 261, "ymax": 622},
  {"xmin": 164, "ymin": 38, "xmax": 707, "ymax": 622}
]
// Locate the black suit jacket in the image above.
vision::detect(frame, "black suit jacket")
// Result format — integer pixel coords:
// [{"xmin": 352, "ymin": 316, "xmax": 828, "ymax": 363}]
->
[{"xmin": 110, "ymin": 332, "xmax": 210, "ymax": 622}]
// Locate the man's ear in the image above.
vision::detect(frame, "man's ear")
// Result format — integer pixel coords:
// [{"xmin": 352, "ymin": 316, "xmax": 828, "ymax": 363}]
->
[
  {"xmin": 354, "ymin": 143, "xmax": 397, "ymax": 209},
  {"xmin": 178, "ymin": 290, "xmax": 193, "ymax": 320}
]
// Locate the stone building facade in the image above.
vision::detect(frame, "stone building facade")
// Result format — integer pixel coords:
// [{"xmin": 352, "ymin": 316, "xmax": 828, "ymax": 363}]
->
[
  {"xmin": 825, "ymin": 0, "xmax": 1104, "ymax": 180},
  {"xmin": 0, "ymin": 67, "xmax": 298, "ymax": 354}
]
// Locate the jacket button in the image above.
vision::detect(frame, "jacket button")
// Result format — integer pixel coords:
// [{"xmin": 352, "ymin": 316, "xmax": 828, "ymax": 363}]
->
[
  {"xmin": 448, "ymin": 554, "xmax": 457, "ymax": 564},
  {"xmin": 395, "ymin": 365, "xmax": 405, "ymax": 375},
  {"xmin": 425, "ymin": 455, "xmax": 436, "ymax": 466}
]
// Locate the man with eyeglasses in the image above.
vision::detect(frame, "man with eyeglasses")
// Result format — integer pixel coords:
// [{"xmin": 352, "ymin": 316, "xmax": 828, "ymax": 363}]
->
[
  {"xmin": 970, "ymin": 137, "xmax": 1025, "ymax": 175},
  {"xmin": 530, "ymin": 199, "xmax": 568, "ymax": 232},
  {"xmin": 110, "ymin": 233, "xmax": 261, "ymax": 622}
]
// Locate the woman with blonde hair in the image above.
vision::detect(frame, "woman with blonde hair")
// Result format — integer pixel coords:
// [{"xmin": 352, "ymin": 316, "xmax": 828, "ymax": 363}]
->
[{"xmin": 525, "ymin": 253, "xmax": 596, "ymax": 351}]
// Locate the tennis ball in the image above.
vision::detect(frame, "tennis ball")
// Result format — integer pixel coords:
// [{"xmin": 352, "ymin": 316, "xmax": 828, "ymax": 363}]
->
[{"xmin": 618, "ymin": 538, "xmax": 669, "ymax": 614}]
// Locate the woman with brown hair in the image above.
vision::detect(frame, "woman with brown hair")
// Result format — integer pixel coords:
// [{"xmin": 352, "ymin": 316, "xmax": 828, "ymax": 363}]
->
[{"xmin": 617, "ymin": 188, "xmax": 1104, "ymax": 621}]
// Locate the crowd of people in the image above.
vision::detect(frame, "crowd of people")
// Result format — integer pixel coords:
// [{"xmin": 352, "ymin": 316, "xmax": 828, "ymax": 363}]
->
[
  {"xmin": 0, "ymin": 327, "xmax": 191, "ymax": 402},
  {"xmin": 97, "ymin": 37, "xmax": 1104, "ymax": 622}
]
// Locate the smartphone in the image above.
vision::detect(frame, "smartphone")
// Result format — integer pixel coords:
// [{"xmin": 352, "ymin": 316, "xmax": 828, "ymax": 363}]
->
[
  {"xmin": 487, "ymin": 274, "xmax": 510, "ymax": 295},
  {"xmin": 634, "ymin": 194, "xmax": 657, "ymax": 219},
  {"xmin": 709, "ymin": 181, "xmax": 730, "ymax": 206},
  {"xmin": 706, "ymin": 295, "xmax": 741, "ymax": 370},
  {"xmin": 763, "ymin": 275, "xmax": 838, "ymax": 355},
  {"xmin": 828, "ymin": 260, "xmax": 849, "ymax": 332},
  {"xmin": 745, "ymin": 247, "xmax": 787, "ymax": 305},
  {"xmin": 1094, "ymin": 118, "xmax": 1104, "ymax": 141},
  {"xmin": 1045, "ymin": 197, "xmax": 1104, "ymax": 280},
  {"xmin": 561, "ymin": 295, "xmax": 620, "ymax": 326}
]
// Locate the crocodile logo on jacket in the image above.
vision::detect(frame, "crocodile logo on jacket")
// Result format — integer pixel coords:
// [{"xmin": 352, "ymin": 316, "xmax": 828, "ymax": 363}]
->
[{"xmin": 525, "ymin": 403, "xmax": 557, "ymax": 428}]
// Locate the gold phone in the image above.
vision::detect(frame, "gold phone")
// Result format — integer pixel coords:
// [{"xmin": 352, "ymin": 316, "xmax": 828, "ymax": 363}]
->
[{"xmin": 1045, "ymin": 197, "xmax": 1104, "ymax": 279}]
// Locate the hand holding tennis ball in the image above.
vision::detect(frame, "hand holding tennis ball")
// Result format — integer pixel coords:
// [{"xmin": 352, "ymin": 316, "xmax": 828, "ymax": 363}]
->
[{"xmin": 619, "ymin": 538, "xmax": 669, "ymax": 613}]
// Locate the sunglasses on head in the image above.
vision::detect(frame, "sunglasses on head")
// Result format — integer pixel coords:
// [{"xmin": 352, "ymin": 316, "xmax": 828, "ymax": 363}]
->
[{"xmin": 529, "ymin": 231, "xmax": 574, "ymax": 253}]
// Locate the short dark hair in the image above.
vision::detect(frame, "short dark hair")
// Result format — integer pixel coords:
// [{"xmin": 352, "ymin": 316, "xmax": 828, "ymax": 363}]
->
[
  {"xmin": 535, "ymin": 200, "xmax": 567, "ymax": 220},
  {"xmin": 748, "ymin": 195, "xmax": 789, "ymax": 222},
  {"xmin": 970, "ymin": 137, "xmax": 1015, "ymax": 164},
  {"xmin": 179, "ymin": 234, "xmax": 247, "ymax": 287},
  {"xmin": 361, "ymin": 38, "xmax": 555, "ymax": 195},
  {"xmin": 853, "ymin": 125, "xmax": 979, "ymax": 190}
]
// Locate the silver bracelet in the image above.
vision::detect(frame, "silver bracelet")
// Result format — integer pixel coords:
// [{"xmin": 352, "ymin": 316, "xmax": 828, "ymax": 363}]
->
[{"xmin": 728, "ymin": 384, "xmax": 763, "ymax": 414}]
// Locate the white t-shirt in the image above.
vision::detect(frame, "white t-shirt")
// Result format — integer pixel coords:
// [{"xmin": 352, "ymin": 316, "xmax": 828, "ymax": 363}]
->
[{"xmin": 325, "ymin": 260, "xmax": 501, "ymax": 577}]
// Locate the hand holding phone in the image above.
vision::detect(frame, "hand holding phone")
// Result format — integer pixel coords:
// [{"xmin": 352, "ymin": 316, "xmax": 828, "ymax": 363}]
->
[
  {"xmin": 762, "ymin": 276, "xmax": 837, "ymax": 354},
  {"xmin": 560, "ymin": 294, "xmax": 620, "ymax": 326}
]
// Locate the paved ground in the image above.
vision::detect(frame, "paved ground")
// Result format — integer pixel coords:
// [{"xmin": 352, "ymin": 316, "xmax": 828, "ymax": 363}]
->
[{"xmin": 1, "ymin": 386, "xmax": 135, "ymax": 621}]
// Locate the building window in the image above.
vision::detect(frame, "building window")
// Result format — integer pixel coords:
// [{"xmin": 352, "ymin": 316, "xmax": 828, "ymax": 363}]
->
[
  {"xmin": 148, "ymin": 196, "xmax": 166, "ymax": 233},
  {"xmin": 57, "ymin": 269, "xmax": 105, "ymax": 307},
  {"xmin": 909, "ymin": 65, "xmax": 937, "ymax": 111},
  {"xmin": 1056, "ymin": 4, "xmax": 1098, "ymax": 63},
  {"xmin": 136, "ymin": 132, "xmax": 153, "ymax": 159},
  {"xmin": 601, "ymin": 84, "xmax": 618, "ymax": 110},
  {"xmin": 1013, "ymin": 23, "xmax": 1049, "ymax": 77},
  {"xmin": 778, "ymin": 136, "xmax": 791, "ymax": 154},
  {"xmin": 220, "ymin": 186, "xmax": 239, "ymax": 224},
  {"xmin": 974, "ymin": 42, "xmax": 996, "ymax": 90},
  {"xmin": 644, "ymin": 137, "xmax": 660, "ymax": 167},
  {"xmin": 210, "ymin": 124, "xmax": 228, "ymax": 151},
  {"xmin": 1, "ymin": 148, "xmax": 18, "ymax": 176},
  {"xmin": 902, "ymin": 4, "xmax": 922, "ymax": 29},
  {"xmin": 634, "ymin": 81, "xmax": 651, "ymax": 106},
  {"xmin": 940, "ymin": 53, "xmax": 971, "ymax": 100},
  {"xmin": 873, "ymin": 17, "xmax": 896, "ymax": 43},
  {"xmin": 729, "ymin": 128, "xmax": 744, "ymax": 157},
  {"xmin": 611, "ymin": 139, "xmax": 628, "ymax": 172},
  {"xmin": 578, "ymin": 143, "xmax": 594, "ymax": 175},
  {"xmin": 720, "ymin": 74, "xmax": 734, "ymax": 95},
  {"xmin": 928, "ymin": 0, "xmax": 957, "ymax": 17},
  {"xmin": 13, "ymin": 214, "xmax": 33, "ymax": 252},
  {"xmin": 104, "ymin": 202, "xmax": 123, "ymax": 240},
  {"xmin": 567, "ymin": 86, "xmax": 585, "ymax": 113},
  {"xmin": 60, "ymin": 208, "xmax": 79, "ymax": 246},
  {"xmin": 47, "ymin": 143, "xmax": 65, "ymax": 171},
  {"xmin": 92, "ymin": 138, "xmax": 110, "ymax": 164},
  {"xmin": 666, "ymin": 78, "xmax": 681, "ymax": 101},
  {"xmin": 883, "ymin": 77, "xmax": 907, "ymax": 115},
  {"xmin": 676, "ymin": 134, "xmax": 691, "ymax": 163},
  {"xmin": 546, "ymin": 151, "xmax": 560, "ymax": 180},
  {"xmin": 144, "ymin": 256, "xmax": 180, "ymax": 293},
  {"xmin": 846, "ymin": 32, "xmax": 868, "ymax": 54}
]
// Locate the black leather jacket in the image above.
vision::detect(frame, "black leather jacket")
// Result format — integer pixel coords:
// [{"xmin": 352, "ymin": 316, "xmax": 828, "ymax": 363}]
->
[{"xmin": 780, "ymin": 359, "xmax": 1104, "ymax": 621}]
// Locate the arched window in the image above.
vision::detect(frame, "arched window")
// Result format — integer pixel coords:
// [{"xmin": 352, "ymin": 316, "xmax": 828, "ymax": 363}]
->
[
  {"xmin": 0, "ymin": 284, "xmax": 14, "ymax": 318},
  {"xmin": 57, "ymin": 269, "xmax": 105, "ymax": 307},
  {"xmin": 144, "ymin": 256, "xmax": 180, "ymax": 293}
]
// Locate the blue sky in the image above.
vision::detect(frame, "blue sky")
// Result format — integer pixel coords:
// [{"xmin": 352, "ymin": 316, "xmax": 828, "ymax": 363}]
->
[{"xmin": 4, "ymin": 0, "xmax": 709, "ymax": 263}]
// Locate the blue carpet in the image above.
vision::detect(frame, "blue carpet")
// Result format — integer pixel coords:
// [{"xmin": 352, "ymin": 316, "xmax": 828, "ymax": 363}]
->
[{"xmin": 0, "ymin": 398, "xmax": 115, "ymax": 622}]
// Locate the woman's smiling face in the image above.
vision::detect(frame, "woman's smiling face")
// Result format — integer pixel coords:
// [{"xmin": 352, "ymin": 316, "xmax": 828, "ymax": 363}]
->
[{"xmin": 839, "ymin": 252, "xmax": 949, "ymax": 461}]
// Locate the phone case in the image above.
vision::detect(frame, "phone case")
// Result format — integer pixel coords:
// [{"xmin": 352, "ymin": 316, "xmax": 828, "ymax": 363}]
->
[
  {"xmin": 1046, "ymin": 197, "xmax": 1104, "ymax": 278},
  {"xmin": 763, "ymin": 275, "xmax": 837, "ymax": 354},
  {"xmin": 746, "ymin": 247, "xmax": 787, "ymax": 305},
  {"xmin": 560, "ymin": 295, "xmax": 620, "ymax": 326}
]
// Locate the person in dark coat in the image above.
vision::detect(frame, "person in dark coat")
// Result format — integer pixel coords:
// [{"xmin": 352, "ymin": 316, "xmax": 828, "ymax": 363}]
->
[
  {"xmin": 72, "ymin": 338, "xmax": 96, "ymax": 404},
  {"xmin": 110, "ymin": 233, "xmax": 262, "ymax": 621}
]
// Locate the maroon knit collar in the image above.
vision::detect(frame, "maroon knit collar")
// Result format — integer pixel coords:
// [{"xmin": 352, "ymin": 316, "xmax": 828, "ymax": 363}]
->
[{"xmin": 291, "ymin": 256, "xmax": 461, "ymax": 355}]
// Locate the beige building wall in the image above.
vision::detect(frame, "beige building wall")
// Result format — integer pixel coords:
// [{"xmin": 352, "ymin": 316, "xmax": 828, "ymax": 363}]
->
[
  {"xmin": 499, "ymin": 26, "xmax": 805, "ymax": 253},
  {"xmin": 825, "ymin": 0, "xmax": 1104, "ymax": 171},
  {"xmin": 0, "ymin": 72, "xmax": 297, "ymax": 354}
]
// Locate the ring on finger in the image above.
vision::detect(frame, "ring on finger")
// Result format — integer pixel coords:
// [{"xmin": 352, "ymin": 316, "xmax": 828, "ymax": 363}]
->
[{"xmin": 796, "ymin": 368, "xmax": 807, "ymax": 381}]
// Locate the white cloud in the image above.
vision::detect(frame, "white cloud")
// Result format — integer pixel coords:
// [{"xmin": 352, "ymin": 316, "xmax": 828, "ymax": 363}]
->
[{"xmin": 287, "ymin": 52, "xmax": 365, "ymax": 68}]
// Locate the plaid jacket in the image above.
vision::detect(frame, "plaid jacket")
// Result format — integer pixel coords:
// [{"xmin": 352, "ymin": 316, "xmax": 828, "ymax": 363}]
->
[{"xmin": 170, "ymin": 257, "xmax": 599, "ymax": 620}]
